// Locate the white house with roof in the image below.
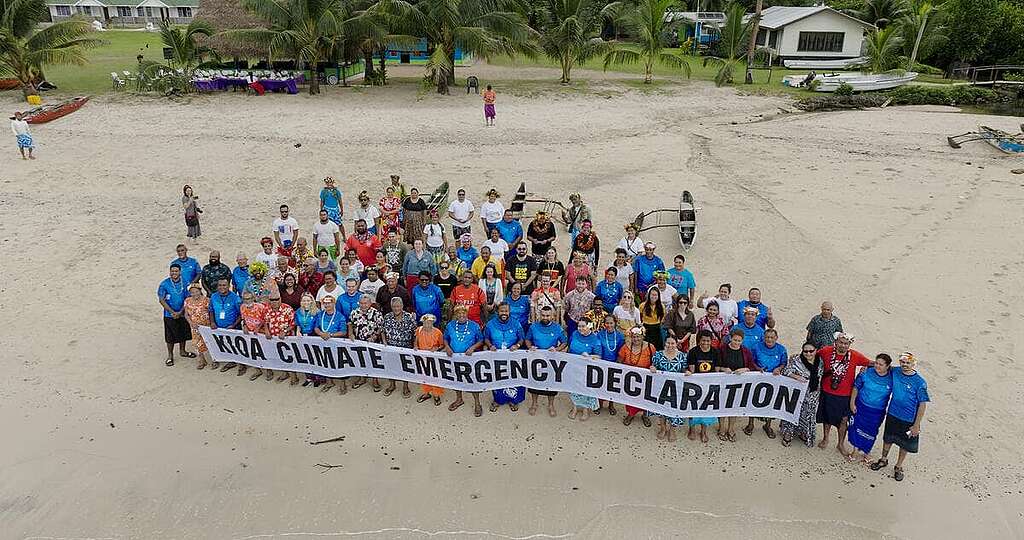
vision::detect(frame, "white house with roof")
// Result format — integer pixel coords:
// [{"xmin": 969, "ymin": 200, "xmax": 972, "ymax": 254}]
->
[
  {"xmin": 751, "ymin": 6, "xmax": 873, "ymax": 61},
  {"xmin": 45, "ymin": 0, "xmax": 198, "ymax": 26}
]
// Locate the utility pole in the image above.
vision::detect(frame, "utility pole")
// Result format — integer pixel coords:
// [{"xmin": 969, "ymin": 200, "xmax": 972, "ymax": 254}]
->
[{"xmin": 745, "ymin": 0, "xmax": 763, "ymax": 84}]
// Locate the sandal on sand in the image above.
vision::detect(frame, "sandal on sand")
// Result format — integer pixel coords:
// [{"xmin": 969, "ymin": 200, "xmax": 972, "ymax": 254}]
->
[
  {"xmin": 434, "ymin": 396, "xmax": 443, "ymax": 406},
  {"xmin": 743, "ymin": 424, "xmax": 754, "ymax": 436},
  {"xmin": 165, "ymin": 358, "xmax": 174, "ymax": 367},
  {"xmin": 727, "ymin": 433, "xmax": 737, "ymax": 443},
  {"xmin": 402, "ymin": 387, "xmax": 411, "ymax": 398},
  {"xmin": 474, "ymin": 403, "xmax": 483, "ymax": 417},
  {"xmin": 763, "ymin": 423, "xmax": 777, "ymax": 439},
  {"xmin": 717, "ymin": 431, "xmax": 728, "ymax": 442},
  {"xmin": 277, "ymin": 373, "xmax": 290, "ymax": 382},
  {"xmin": 893, "ymin": 467, "xmax": 905, "ymax": 481},
  {"xmin": 608, "ymin": 405, "xmax": 617, "ymax": 416},
  {"xmin": 489, "ymin": 402, "xmax": 499, "ymax": 413},
  {"xmin": 237, "ymin": 366, "xmax": 247, "ymax": 377},
  {"xmin": 593, "ymin": 408, "xmax": 601, "ymax": 416},
  {"xmin": 220, "ymin": 362, "xmax": 235, "ymax": 372},
  {"xmin": 372, "ymin": 383, "xmax": 383, "ymax": 393},
  {"xmin": 249, "ymin": 371, "xmax": 261, "ymax": 381},
  {"xmin": 869, "ymin": 458, "xmax": 889, "ymax": 471},
  {"xmin": 781, "ymin": 437, "xmax": 792, "ymax": 447},
  {"xmin": 448, "ymin": 400, "xmax": 465, "ymax": 412},
  {"xmin": 623, "ymin": 415, "xmax": 634, "ymax": 426},
  {"xmin": 320, "ymin": 382, "xmax": 335, "ymax": 393},
  {"xmin": 180, "ymin": 351, "xmax": 197, "ymax": 358},
  {"xmin": 196, "ymin": 361, "xmax": 206, "ymax": 370},
  {"xmin": 417, "ymin": 394, "xmax": 431, "ymax": 403},
  {"xmin": 351, "ymin": 379, "xmax": 365, "ymax": 389},
  {"xmin": 383, "ymin": 386, "xmax": 395, "ymax": 397},
  {"xmin": 510, "ymin": 403, "xmax": 519, "ymax": 412},
  {"xmin": 641, "ymin": 415, "xmax": 652, "ymax": 428}
]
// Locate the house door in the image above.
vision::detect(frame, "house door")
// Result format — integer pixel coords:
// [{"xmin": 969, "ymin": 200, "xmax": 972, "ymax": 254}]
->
[{"xmin": 400, "ymin": 53, "xmax": 411, "ymax": 64}]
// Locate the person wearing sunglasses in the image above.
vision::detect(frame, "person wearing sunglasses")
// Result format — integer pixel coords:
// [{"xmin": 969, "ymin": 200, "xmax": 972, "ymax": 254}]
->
[{"xmin": 779, "ymin": 343, "xmax": 823, "ymax": 447}]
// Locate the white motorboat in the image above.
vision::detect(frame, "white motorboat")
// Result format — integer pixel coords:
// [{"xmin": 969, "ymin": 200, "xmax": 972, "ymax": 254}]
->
[
  {"xmin": 783, "ymin": 71, "xmax": 918, "ymax": 92},
  {"xmin": 784, "ymin": 57, "xmax": 867, "ymax": 69}
]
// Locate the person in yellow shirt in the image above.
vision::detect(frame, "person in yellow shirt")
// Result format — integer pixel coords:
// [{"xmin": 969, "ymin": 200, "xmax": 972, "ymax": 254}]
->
[{"xmin": 470, "ymin": 245, "xmax": 504, "ymax": 280}]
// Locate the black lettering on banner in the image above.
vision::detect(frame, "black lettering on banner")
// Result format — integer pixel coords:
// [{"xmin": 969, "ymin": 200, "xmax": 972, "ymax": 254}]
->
[
  {"xmin": 438, "ymin": 357, "xmax": 454, "ymax": 380},
  {"xmin": 493, "ymin": 359, "xmax": 508, "ymax": 381},
  {"xmin": 233, "ymin": 336, "xmax": 248, "ymax": 357},
  {"xmin": 657, "ymin": 379, "xmax": 679, "ymax": 408},
  {"xmin": 454, "ymin": 361, "xmax": 472, "ymax": 383},
  {"xmin": 739, "ymin": 382, "xmax": 752, "ymax": 407},
  {"xmin": 212, "ymin": 334, "xmax": 234, "ymax": 354},
  {"xmin": 415, "ymin": 355, "xmax": 438, "ymax": 378},
  {"xmin": 277, "ymin": 342, "xmax": 294, "ymax": 363},
  {"xmin": 351, "ymin": 346, "xmax": 370, "ymax": 368},
  {"xmin": 399, "ymin": 353, "xmax": 415, "ymax": 373},
  {"xmin": 368, "ymin": 347, "xmax": 385, "ymax": 369},
  {"xmin": 291, "ymin": 343, "xmax": 309, "ymax": 365},
  {"xmin": 643, "ymin": 375, "xmax": 658, "ymax": 403},
  {"xmin": 509, "ymin": 358, "xmax": 528, "ymax": 379},
  {"xmin": 312, "ymin": 345, "xmax": 335, "ymax": 369},
  {"xmin": 474, "ymin": 361, "xmax": 492, "ymax": 383},
  {"xmin": 724, "ymin": 383, "xmax": 743, "ymax": 408},
  {"xmin": 680, "ymin": 381, "xmax": 701, "ymax": 410},
  {"xmin": 337, "ymin": 347, "xmax": 356, "ymax": 369},
  {"xmin": 623, "ymin": 371, "xmax": 642, "ymax": 397},
  {"xmin": 774, "ymin": 385, "xmax": 801, "ymax": 414},
  {"xmin": 700, "ymin": 384, "xmax": 720, "ymax": 410},
  {"xmin": 531, "ymin": 359, "xmax": 548, "ymax": 381},
  {"xmin": 249, "ymin": 337, "xmax": 266, "ymax": 362},
  {"xmin": 586, "ymin": 365, "xmax": 603, "ymax": 389},
  {"xmin": 752, "ymin": 382, "xmax": 773, "ymax": 408},
  {"xmin": 549, "ymin": 360, "xmax": 567, "ymax": 382},
  {"xmin": 606, "ymin": 367, "xmax": 622, "ymax": 393}
]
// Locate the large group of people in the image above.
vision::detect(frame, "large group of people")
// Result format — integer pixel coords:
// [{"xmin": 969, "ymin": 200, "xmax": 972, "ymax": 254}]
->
[{"xmin": 158, "ymin": 177, "xmax": 930, "ymax": 482}]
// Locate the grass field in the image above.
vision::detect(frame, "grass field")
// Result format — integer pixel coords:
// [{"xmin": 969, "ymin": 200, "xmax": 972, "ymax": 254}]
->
[{"xmin": 45, "ymin": 30, "xmax": 164, "ymax": 95}]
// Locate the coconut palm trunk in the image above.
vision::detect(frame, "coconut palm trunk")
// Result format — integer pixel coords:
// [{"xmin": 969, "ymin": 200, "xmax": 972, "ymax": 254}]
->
[
  {"xmin": 363, "ymin": 49, "xmax": 375, "ymax": 80},
  {"xmin": 908, "ymin": 10, "xmax": 927, "ymax": 70},
  {"xmin": 745, "ymin": 0, "xmax": 762, "ymax": 83}
]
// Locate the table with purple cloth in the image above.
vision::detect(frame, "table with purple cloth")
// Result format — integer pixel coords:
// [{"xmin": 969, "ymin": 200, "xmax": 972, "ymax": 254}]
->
[
  {"xmin": 259, "ymin": 78, "xmax": 299, "ymax": 94},
  {"xmin": 193, "ymin": 76, "xmax": 301, "ymax": 94}
]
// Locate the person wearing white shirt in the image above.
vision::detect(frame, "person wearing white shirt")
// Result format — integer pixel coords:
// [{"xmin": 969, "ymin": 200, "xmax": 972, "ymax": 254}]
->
[
  {"xmin": 353, "ymin": 191, "xmax": 382, "ymax": 235},
  {"xmin": 447, "ymin": 188, "xmax": 475, "ymax": 238},
  {"xmin": 11, "ymin": 112, "xmax": 34, "ymax": 160},
  {"xmin": 423, "ymin": 210, "xmax": 446, "ymax": 254},
  {"xmin": 479, "ymin": 188, "xmax": 504, "ymax": 236},
  {"xmin": 254, "ymin": 237, "xmax": 278, "ymax": 268},
  {"xmin": 696, "ymin": 283, "xmax": 739, "ymax": 326},
  {"xmin": 272, "ymin": 204, "xmax": 299, "ymax": 256},
  {"xmin": 482, "ymin": 227, "xmax": 509, "ymax": 262},
  {"xmin": 312, "ymin": 209, "xmax": 342, "ymax": 259},
  {"xmin": 612, "ymin": 248, "xmax": 634, "ymax": 292},
  {"xmin": 359, "ymin": 267, "xmax": 385, "ymax": 296},
  {"xmin": 616, "ymin": 224, "xmax": 645, "ymax": 261}
]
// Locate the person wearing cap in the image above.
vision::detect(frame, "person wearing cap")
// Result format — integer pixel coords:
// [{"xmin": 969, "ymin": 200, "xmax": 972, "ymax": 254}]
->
[
  {"xmin": 11, "ymin": 111, "xmax": 35, "ymax": 160},
  {"xmin": 344, "ymin": 219, "xmax": 383, "ymax": 268},
  {"xmin": 313, "ymin": 208, "xmax": 343, "ymax": 260},
  {"xmin": 319, "ymin": 176, "xmax": 345, "ymax": 227},
  {"xmin": 618, "ymin": 326, "xmax": 655, "ymax": 427},
  {"xmin": 526, "ymin": 211, "xmax": 556, "ymax": 258},
  {"xmin": 871, "ymin": 352, "xmax": 929, "ymax": 482},
  {"xmin": 569, "ymin": 220, "xmax": 600, "ymax": 270},
  {"xmin": 447, "ymin": 188, "xmax": 475, "ymax": 238},
  {"xmin": 262, "ymin": 291, "xmax": 297, "ymax": 383},
  {"xmin": 562, "ymin": 193, "xmax": 591, "ymax": 242},
  {"xmin": 159, "ymin": 263, "xmax": 193, "ymax": 367},
  {"xmin": 411, "ymin": 270, "xmax": 445, "ymax": 322},
  {"xmin": 232, "ymin": 253, "xmax": 251, "ymax": 293},
  {"xmin": 736, "ymin": 287, "xmax": 775, "ymax": 329},
  {"xmin": 484, "ymin": 303, "xmax": 527, "ymax": 412},
  {"xmin": 455, "ymin": 233, "xmax": 478, "ymax": 270},
  {"xmin": 415, "ymin": 314, "xmax": 447, "ymax": 405},
  {"xmin": 183, "ymin": 281, "xmax": 212, "ymax": 370},
  {"xmin": 444, "ymin": 305, "xmax": 485, "ymax": 415},
  {"xmin": 525, "ymin": 305, "xmax": 567, "ymax": 417},
  {"xmin": 375, "ymin": 272, "xmax": 409, "ymax": 314},
  {"xmin": 353, "ymin": 191, "xmax": 381, "ymax": 235},
  {"xmin": 201, "ymin": 250, "xmax": 232, "ymax": 296},
  {"xmin": 272, "ymin": 204, "xmax": 299, "ymax": 259},
  {"xmin": 816, "ymin": 332, "xmax": 872, "ymax": 457},
  {"xmin": 631, "ymin": 242, "xmax": 665, "ymax": 296},
  {"xmin": 254, "ymin": 237, "xmax": 278, "ymax": 269},
  {"xmin": 479, "ymin": 188, "xmax": 505, "ymax": 236},
  {"xmin": 402, "ymin": 239, "xmax": 437, "ymax": 290},
  {"xmin": 314, "ymin": 294, "xmax": 349, "ymax": 394},
  {"xmin": 568, "ymin": 319, "xmax": 602, "ymax": 420},
  {"xmin": 505, "ymin": 241, "xmax": 538, "ymax": 293}
]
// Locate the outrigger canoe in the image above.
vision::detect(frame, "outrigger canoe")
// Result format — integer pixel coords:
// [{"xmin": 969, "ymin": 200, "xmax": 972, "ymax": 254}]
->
[
  {"xmin": 979, "ymin": 125, "xmax": 1024, "ymax": 154},
  {"xmin": 23, "ymin": 96, "xmax": 89, "ymax": 124},
  {"xmin": 679, "ymin": 191, "xmax": 696, "ymax": 250},
  {"xmin": 425, "ymin": 181, "xmax": 449, "ymax": 213}
]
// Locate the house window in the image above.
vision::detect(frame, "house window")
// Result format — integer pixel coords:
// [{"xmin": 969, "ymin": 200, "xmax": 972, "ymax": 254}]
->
[
  {"xmin": 797, "ymin": 32, "xmax": 845, "ymax": 53},
  {"xmin": 74, "ymin": 5, "xmax": 93, "ymax": 15},
  {"xmin": 116, "ymin": 6, "xmax": 132, "ymax": 17},
  {"xmin": 54, "ymin": 5, "xmax": 71, "ymax": 16},
  {"xmin": 138, "ymin": 6, "xmax": 154, "ymax": 17},
  {"xmin": 176, "ymin": 7, "xmax": 192, "ymax": 17}
]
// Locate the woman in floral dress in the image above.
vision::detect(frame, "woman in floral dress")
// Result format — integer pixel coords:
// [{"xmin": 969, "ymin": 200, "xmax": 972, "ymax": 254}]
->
[
  {"xmin": 779, "ymin": 343, "xmax": 823, "ymax": 447},
  {"xmin": 348, "ymin": 294, "xmax": 384, "ymax": 391},
  {"xmin": 381, "ymin": 296, "xmax": 417, "ymax": 398},
  {"xmin": 183, "ymin": 282, "xmax": 211, "ymax": 370},
  {"xmin": 650, "ymin": 336, "xmax": 687, "ymax": 442},
  {"xmin": 238, "ymin": 290, "xmax": 271, "ymax": 381},
  {"xmin": 379, "ymin": 186, "xmax": 402, "ymax": 238},
  {"xmin": 695, "ymin": 300, "xmax": 730, "ymax": 348}
]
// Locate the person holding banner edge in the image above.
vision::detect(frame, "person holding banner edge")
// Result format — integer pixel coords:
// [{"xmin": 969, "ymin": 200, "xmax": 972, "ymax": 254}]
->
[
  {"xmin": 444, "ymin": 305, "xmax": 485, "ymax": 416},
  {"xmin": 314, "ymin": 295, "xmax": 349, "ymax": 394}
]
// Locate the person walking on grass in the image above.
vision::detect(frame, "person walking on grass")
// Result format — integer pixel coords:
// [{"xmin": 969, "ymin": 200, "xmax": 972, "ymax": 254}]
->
[
  {"xmin": 11, "ymin": 112, "xmax": 34, "ymax": 160},
  {"xmin": 483, "ymin": 85, "xmax": 496, "ymax": 126}
]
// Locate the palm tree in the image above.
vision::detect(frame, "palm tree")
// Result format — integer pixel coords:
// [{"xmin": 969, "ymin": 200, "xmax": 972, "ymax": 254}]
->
[
  {"xmin": 846, "ymin": 0, "xmax": 905, "ymax": 28},
  {"xmin": 223, "ymin": 0, "xmax": 347, "ymax": 95},
  {"xmin": 701, "ymin": 2, "xmax": 754, "ymax": 86},
  {"xmin": 0, "ymin": 0, "xmax": 102, "ymax": 97},
  {"xmin": 539, "ymin": 0, "xmax": 609, "ymax": 83},
  {"xmin": 601, "ymin": 0, "xmax": 691, "ymax": 84},
  {"xmin": 373, "ymin": 0, "xmax": 538, "ymax": 94},
  {"xmin": 863, "ymin": 25, "xmax": 903, "ymax": 72},
  {"xmin": 899, "ymin": 0, "xmax": 945, "ymax": 70},
  {"xmin": 157, "ymin": 19, "xmax": 216, "ymax": 74}
]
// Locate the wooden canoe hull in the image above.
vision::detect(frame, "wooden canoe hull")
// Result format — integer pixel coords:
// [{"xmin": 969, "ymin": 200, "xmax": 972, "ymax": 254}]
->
[
  {"xmin": 679, "ymin": 191, "xmax": 696, "ymax": 250},
  {"xmin": 25, "ymin": 96, "xmax": 90, "ymax": 124}
]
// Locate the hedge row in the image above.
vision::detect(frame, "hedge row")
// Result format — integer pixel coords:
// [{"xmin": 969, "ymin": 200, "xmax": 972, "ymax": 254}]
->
[{"xmin": 795, "ymin": 85, "xmax": 1001, "ymax": 111}]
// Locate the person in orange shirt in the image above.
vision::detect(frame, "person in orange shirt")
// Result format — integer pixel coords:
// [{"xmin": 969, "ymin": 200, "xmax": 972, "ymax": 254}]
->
[
  {"xmin": 483, "ymin": 84, "xmax": 496, "ymax": 126},
  {"xmin": 618, "ymin": 327, "xmax": 655, "ymax": 428},
  {"xmin": 449, "ymin": 270, "xmax": 487, "ymax": 324},
  {"xmin": 415, "ymin": 313, "xmax": 446, "ymax": 405}
]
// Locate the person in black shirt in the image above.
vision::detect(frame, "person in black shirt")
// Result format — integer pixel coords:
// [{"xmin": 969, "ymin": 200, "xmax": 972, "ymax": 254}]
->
[
  {"xmin": 526, "ymin": 211, "xmax": 557, "ymax": 258},
  {"xmin": 686, "ymin": 330, "xmax": 719, "ymax": 442},
  {"xmin": 505, "ymin": 242, "xmax": 538, "ymax": 293},
  {"xmin": 433, "ymin": 261, "xmax": 459, "ymax": 323},
  {"xmin": 537, "ymin": 247, "xmax": 566, "ymax": 291},
  {"xmin": 717, "ymin": 327, "xmax": 756, "ymax": 442}
]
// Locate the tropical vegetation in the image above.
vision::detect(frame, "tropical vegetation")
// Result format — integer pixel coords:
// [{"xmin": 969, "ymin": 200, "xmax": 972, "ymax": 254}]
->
[
  {"xmin": 537, "ymin": 0, "xmax": 608, "ymax": 83},
  {"xmin": 601, "ymin": 0, "xmax": 690, "ymax": 83}
]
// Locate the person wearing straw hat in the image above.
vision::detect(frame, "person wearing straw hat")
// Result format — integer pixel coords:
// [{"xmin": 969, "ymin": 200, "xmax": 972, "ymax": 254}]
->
[
  {"xmin": 182, "ymin": 281, "xmax": 211, "ymax": 370},
  {"xmin": 415, "ymin": 313, "xmax": 446, "ymax": 405},
  {"xmin": 562, "ymin": 193, "xmax": 591, "ymax": 242},
  {"xmin": 479, "ymin": 188, "xmax": 504, "ymax": 237},
  {"xmin": 870, "ymin": 352, "xmax": 929, "ymax": 482}
]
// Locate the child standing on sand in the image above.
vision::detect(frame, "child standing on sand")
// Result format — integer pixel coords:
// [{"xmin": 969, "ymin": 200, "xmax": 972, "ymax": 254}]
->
[
  {"xmin": 11, "ymin": 112, "xmax": 35, "ymax": 160},
  {"xmin": 483, "ymin": 85, "xmax": 496, "ymax": 126}
]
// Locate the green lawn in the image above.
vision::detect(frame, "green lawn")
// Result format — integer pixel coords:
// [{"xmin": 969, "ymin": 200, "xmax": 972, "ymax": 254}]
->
[{"xmin": 46, "ymin": 30, "xmax": 164, "ymax": 95}]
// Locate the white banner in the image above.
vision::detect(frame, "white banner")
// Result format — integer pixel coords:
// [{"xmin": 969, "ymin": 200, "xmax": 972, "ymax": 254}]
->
[{"xmin": 198, "ymin": 327, "xmax": 808, "ymax": 422}]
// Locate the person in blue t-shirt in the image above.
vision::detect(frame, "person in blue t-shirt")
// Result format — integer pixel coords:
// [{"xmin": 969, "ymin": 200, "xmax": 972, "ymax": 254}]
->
[
  {"xmin": 495, "ymin": 209, "xmax": 524, "ymax": 246},
  {"xmin": 335, "ymin": 278, "xmax": 363, "ymax": 318},
  {"xmin": 667, "ymin": 254, "xmax": 696, "ymax": 302},
  {"xmin": 484, "ymin": 303, "xmax": 527, "ymax": 411},
  {"xmin": 411, "ymin": 271, "xmax": 445, "ymax": 322},
  {"xmin": 631, "ymin": 242, "xmax": 664, "ymax": 296},
  {"xmin": 525, "ymin": 306, "xmax": 567, "ymax": 417},
  {"xmin": 736, "ymin": 287, "xmax": 775, "ymax": 329},
  {"xmin": 456, "ymin": 235, "xmax": 479, "ymax": 270},
  {"xmin": 734, "ymin": 307, "xmax": 766, "ymax": 350},
  {"xmin": 848, "ymin": 353, "xmax": 893, "ymax": 461},
  {"xmin": 594, "ymin": 267, "xmax": 624, "ymax": 312},
  {"xmin": 171, "ymin": 244, "xmax": 202, "ymax": 285},
  {"xmin": 231, "ymin": 253, "xmax": 250, "ymax": 293},
  {"xmin": 444, "ymin": 305, "xmax": 485, "ymax": 416},
  {"xmin": 871, "ymin": 352, "xmax": 929, "ymax": 482},
  {"xmin": 567, "ymin": 320, "xmax": 602, "ymax": 420},
  {"xmin": 504, "ymin": 281, "xmax": 532, "ymax": 331},
  {"xmin": 314, "ymin": 295, "xmax": 349, "ymax": 393},
  {"xmin": 158, "ymin": 263, "xmax": 192, "ymax": 366},
  {"xmin": 746, "ymin": 327, "xmax": 789, "ymax": 438},
  {"xmin": 594, "ymin": 314, "xmax": 624, "ymax": 415}
]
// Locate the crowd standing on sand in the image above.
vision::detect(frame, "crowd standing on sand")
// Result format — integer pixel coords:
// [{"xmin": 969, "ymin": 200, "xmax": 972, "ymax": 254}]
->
[{"xmin": 157, "ymin": 176, "xmax": 929, "ymax": 482}]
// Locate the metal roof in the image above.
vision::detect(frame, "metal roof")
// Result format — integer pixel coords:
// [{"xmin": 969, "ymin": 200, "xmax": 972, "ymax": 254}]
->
[
  {"xmin": 753, "ymin": 6, "xmax": 873, "ymax": 30},
  {"xmin": 46, "ymin": 0, "xmax": 198, "ymax": 6}
]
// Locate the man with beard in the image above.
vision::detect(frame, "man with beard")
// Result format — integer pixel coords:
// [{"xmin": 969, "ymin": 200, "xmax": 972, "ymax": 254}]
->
[
  {"xmin": 525, "ymin": 306, "xmax": 567, "ymax": 417},
  {"xmin": 345, "ymin": 219, "xmax": 382, "ymax": 268},
  {"xmin": 817, "ymin": 332, "xmax": 871, "ymax": 457},
  {"xmin": 484, "ymin": 303, "xmax": 527, "ymax": 412},
  {"xmin": 200, "ymin": 250, "xmax": 232, "ymax": 296},
  {"xmin": 505, "ymin": 242, "xmax": 538, "ymax": 293}
]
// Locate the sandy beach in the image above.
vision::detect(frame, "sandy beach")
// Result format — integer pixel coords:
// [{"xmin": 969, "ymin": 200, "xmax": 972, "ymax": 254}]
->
[{"xmin": 3, "ymin": 63, "xmax": 1023, "ymax": 539}]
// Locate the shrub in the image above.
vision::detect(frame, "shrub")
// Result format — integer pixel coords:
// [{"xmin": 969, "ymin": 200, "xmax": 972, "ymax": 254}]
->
[
  {"xmin": 795, "ymin": 94, "xmax": 889, "ymax": 111},
  {"xmin": 884, "ymin": 85, "xmax": 999, "ymax": 105},
  {"xmin": 834, "ymin": 82, "xmax": 855, "ymax": 96},
  {"xmin": 1005, "ymin": 72, "xmax": 1024, "ymax": 82}
]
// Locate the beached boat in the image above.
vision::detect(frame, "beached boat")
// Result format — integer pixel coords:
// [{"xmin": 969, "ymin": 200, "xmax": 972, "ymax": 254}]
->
[
  {"xmin": 979, "ymin": 125, "xmax": 1024, "ymax": 154},
  {"xmin": 679, "ymin": 191, "xmax": 696, "ymax": 250},
  {"xmin": 425, "ymin": 181, "xmax": 449, "ymax": 213},
  {"xmin": 814, "ymin": 72, "xmax": 918, "ymax": 92},
  {"xmin": 784, "ymin": 57, "xmax": 867, "ymax": 70},
  {"xmin": 23, "ymin": 96, "xmax": 89, "ymax": 124},
  {"xmin": 0, "ymin": 78, "xmax": 20, "ymax": 90}
]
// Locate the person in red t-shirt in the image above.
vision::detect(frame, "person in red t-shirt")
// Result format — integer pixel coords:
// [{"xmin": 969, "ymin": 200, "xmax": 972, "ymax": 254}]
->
[
  {"xmin": 817, "ymin": 332, "xmax": 871, "ymax": 456},
  {"xmin": 449, "ymin": 270, "xmax": 486, "ymax": 324},
  {"xmin": 345, "ymin": 219, "xmax": 382, "ymax": 267}
]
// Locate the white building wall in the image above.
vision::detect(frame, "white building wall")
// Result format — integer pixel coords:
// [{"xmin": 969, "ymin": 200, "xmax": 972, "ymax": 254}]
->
[{"xmin": 775, "ymin": 11, "xmax": 867, "ymax": 58}]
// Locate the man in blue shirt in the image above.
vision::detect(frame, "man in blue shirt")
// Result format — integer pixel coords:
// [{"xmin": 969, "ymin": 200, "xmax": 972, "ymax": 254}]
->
[
  {"xmin": 495, "ymin": 209, "xmax": 523, "ymax": 246},
  {"xmin": 737, "ymin": 287, "xmax": 775, "ymax": 329},
  {"xmin": 231, "ymin": 253, "xmax": 250, "ymax": 293},
  {"xmin": 484, "ymin": 303, "xmax": 528, "ymax": 412},
  {"xmin": 444, "ymin": 304, "xmax": 485, "ymax": 416},
  {"xmin": 411, "ymin": 271, "xmax": 445, "ymax": 322},
  {"xmin": 207, "ymin": 277, "xmax": 242, "ymax": 372},
  {"xmin": 746, "ymin": 327, "xmax": 788, "ymax": 438},
  {"xmin": 456, "ymin": 234, "xmax": 479, "ymax": 270},
  {"xmin": 335, "ymin": 278, "xmax": 363, "ymax": 318},
  {"xmin": 171, "ymin": 244, "xmax": 201, "ymax": 285},
  {"xmin": 734, "ymin": 307, "xmax": 765, "ymax": 350},
  {"xmin": 667, "ymin": 254, "xmax": 696, "ymax": 302},
  {"xmin": 525, "ymin": 306, "xmax": 567, "ymax": 417},
  {"xmin": 631, "ymin": 242, "xmax": 664, "ymax": 296},
  {"xmin": 594, "ymin": 267, "xmax": 624, "ymax": 312},
  {"xmin": 158, "ymin": 263, "xmax": 192, "ymax": 366},
  {"xmin": 872, "ymin": 352, "xmax": 930, "ymax": 482}
]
